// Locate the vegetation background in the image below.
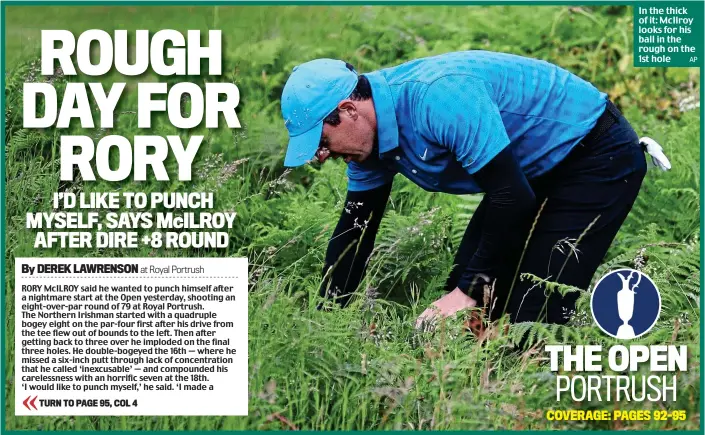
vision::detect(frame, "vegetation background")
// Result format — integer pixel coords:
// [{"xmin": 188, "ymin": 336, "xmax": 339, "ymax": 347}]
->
[{"xmin": 3, "ymin": 4, "xmax": 701, "ymax": 431}]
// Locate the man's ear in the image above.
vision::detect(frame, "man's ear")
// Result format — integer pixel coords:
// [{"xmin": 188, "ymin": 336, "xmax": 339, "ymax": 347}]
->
[{"xmin": 337, "ymin": 100, "xmax": 358, "ymax": 120}]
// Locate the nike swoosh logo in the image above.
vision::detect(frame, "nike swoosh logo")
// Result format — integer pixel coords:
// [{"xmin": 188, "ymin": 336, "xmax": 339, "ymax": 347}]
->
[{"xmin": 420, "ymin": 149, "xmax": 428, "ymax": 160}]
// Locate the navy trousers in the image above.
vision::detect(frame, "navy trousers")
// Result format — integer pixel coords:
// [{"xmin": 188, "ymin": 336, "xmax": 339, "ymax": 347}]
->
[{"xmin": 446, "ymin": 103, "xmax": 648, "ymax": 324}]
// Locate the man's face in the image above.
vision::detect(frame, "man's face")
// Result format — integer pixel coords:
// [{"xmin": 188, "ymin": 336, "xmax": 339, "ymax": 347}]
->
[{"xmin": 317, "ymin": 101, "xmax": 375, "ymax": 164}]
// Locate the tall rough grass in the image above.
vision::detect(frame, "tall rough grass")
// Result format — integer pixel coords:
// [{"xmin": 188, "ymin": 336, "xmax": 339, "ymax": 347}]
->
[{"xmin": 4, "ymin": 5, "xmax": 701, "ymax": 430}]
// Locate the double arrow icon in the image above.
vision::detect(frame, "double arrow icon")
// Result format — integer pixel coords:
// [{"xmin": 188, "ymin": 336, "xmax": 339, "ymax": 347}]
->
[{"xmin": 23, "ymin": 396, "xmax": 38, "ymax": 411}]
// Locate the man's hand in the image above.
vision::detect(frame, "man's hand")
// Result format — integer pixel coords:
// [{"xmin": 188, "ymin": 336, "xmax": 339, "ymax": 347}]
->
[{"xmin": 415, "ymin": 287, "xmax": 477, "ymax": 329}]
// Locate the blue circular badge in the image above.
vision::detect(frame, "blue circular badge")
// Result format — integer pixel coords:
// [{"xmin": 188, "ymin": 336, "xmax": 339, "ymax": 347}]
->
[{"xmin": 590, "ymin": 268, "xmax": 661, "ymax": 339}]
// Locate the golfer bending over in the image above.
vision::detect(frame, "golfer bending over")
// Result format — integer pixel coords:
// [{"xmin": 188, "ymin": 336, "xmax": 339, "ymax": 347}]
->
[{"xmin": 280, "ymin": 51, "xmax": 668, "ymax": 326}]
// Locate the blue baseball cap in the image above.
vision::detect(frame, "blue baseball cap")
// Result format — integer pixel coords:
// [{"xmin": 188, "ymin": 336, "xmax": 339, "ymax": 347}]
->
[{"xmin": 281, "ymin": 59, "xmax": 358, "ymax": 167}]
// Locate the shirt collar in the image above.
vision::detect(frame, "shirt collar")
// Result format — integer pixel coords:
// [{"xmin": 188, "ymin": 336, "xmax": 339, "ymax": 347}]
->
[{"xmin": 364, "ymin": 71, "xmax": 399, "ymax": 155}]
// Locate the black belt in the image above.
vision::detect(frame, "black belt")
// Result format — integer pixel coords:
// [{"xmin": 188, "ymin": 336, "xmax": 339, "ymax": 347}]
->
[{"xmin": 581, "ymin": 100, "xmax": 621, "ymax": 145}]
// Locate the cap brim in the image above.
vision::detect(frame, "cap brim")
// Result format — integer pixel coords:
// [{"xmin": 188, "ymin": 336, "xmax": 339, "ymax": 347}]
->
[{"xmin": 284, "ymin": 122, "xmax": 323, "ymax": 167}]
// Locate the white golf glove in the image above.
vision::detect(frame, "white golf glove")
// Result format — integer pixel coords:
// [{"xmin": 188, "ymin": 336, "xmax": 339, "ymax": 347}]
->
[{"xmin": 640, "ymin": 137, "xmax": 671, "ymax": 171}]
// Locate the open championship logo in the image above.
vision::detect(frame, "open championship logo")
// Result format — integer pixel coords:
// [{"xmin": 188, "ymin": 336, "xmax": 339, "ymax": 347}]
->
[{"xmin": 591, "ymin": 269, "xmax": 661, "ymax": 339}]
